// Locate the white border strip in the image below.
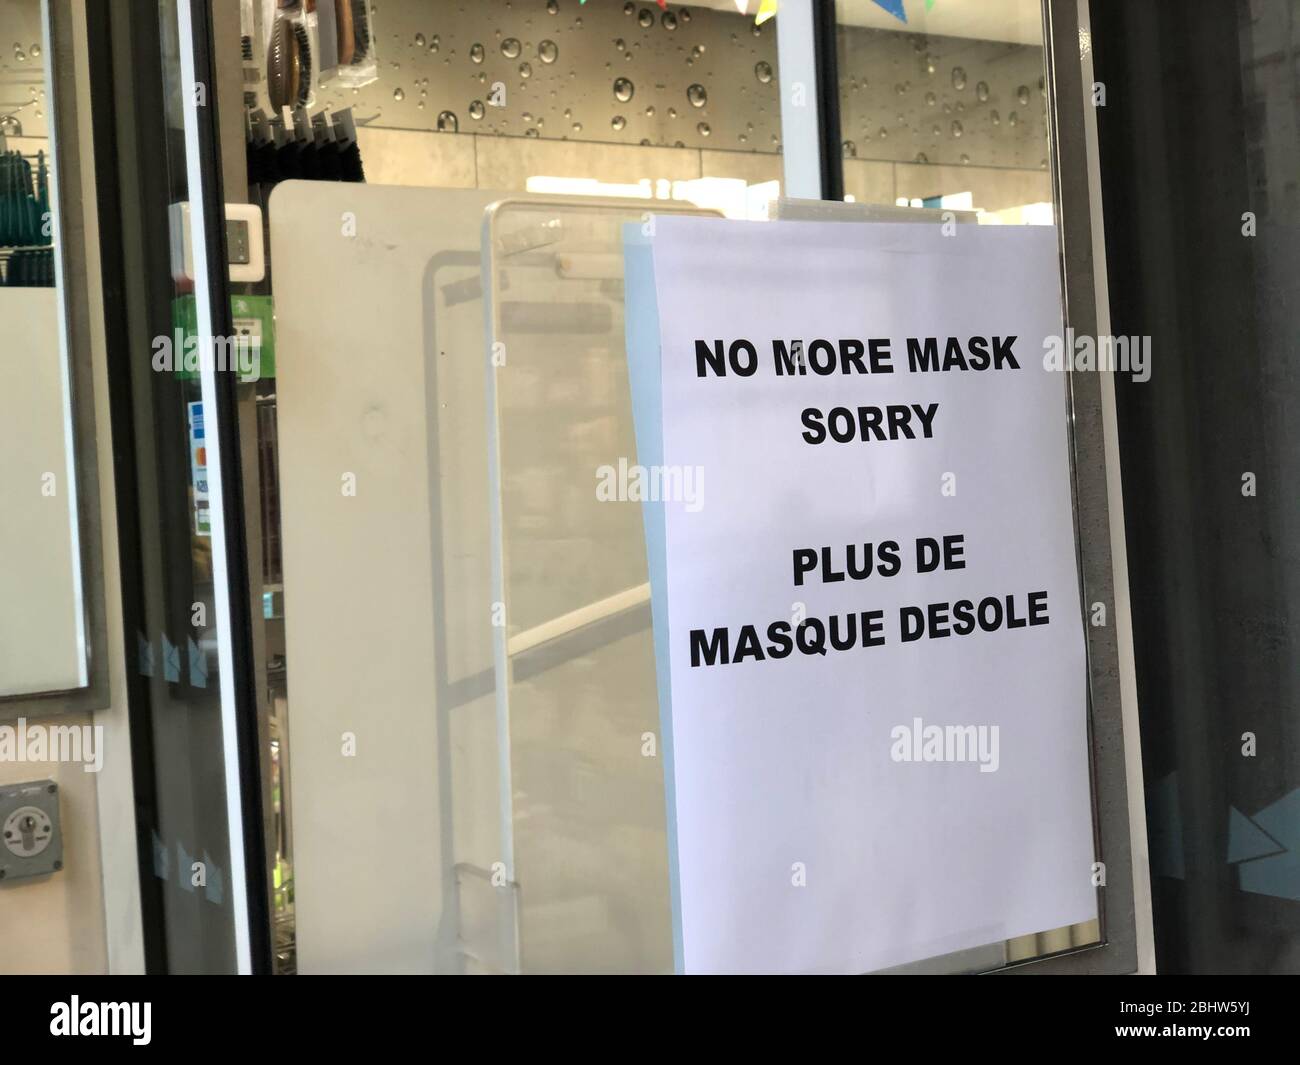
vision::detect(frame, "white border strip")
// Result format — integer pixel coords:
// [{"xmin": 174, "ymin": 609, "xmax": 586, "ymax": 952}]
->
[
  {"xmin": 776, "ymin": 0, "xmax": 823, "ymax": 200},
  {"xmin": 175, "ymin": 0, "xmax": 252, "ymax": 975},
  {"xmin": 42, "ymin": 0, "xmax": 88, "ymax": 685}
]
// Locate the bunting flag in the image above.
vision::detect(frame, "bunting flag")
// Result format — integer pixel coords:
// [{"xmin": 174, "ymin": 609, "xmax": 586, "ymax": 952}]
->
[{"xmin": 872, "ymin": 0, "xmax": 908, "ymax": 23}]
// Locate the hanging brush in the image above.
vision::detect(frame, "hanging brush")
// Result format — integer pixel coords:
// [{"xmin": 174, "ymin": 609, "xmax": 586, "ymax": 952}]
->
[
  {"xmin": 266, "ymin": 15, "xmax": 298, "ymax": 112},
  {"xmin": 350, "ymin": 0, "xmax": 370, "ymax": 64},
  {"xmin": 292, "ymin": 22, "xmax": 312, "ymax": 107}
]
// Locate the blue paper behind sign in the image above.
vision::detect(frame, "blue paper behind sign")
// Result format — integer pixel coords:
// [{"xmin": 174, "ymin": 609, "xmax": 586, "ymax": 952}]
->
[{"xmin": 622, "ymin": 223, "xmax": 685, "ymax": 974}]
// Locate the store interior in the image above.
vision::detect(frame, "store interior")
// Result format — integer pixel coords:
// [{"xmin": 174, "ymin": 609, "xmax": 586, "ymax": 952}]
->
[{"xmin": 1, "ymin": 0, "xmax": 1084, "ymax": 974}]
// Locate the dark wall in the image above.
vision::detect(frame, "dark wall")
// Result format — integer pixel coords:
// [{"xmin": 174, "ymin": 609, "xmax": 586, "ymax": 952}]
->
[{"xmin": 1092, "ymin": 0, "xmax": 1300, "ymax": 973}]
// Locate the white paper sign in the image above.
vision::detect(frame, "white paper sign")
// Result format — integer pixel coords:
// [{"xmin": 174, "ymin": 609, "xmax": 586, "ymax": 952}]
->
[{"xmin": 639, "ymin": 217, "xmax": 1097, "ymax": 974}]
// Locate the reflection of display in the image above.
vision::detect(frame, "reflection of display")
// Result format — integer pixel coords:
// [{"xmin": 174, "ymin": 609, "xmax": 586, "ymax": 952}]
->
[{"xmin": 187, "ymin": 401, "xmax": 211, "ymax": 537}]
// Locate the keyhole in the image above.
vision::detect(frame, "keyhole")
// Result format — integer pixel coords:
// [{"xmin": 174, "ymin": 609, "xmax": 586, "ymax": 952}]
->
[{"xmin": 19, "ymin": 815, "xmax": 36, "ymax": 852}]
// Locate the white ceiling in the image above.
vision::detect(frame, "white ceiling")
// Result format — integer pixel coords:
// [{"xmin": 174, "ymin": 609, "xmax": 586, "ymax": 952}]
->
[{"xmin": 686, "ymin": 0, "xmax": 1045, "ymax": 46}]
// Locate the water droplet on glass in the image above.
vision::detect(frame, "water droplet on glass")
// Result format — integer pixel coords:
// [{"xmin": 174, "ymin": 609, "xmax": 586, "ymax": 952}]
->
[
  {"xmin": 522, "ymin": 112, "xmax": 533, "ymax": 124},
  {"xmin": 755, "ymin": 61, "xmax": 772, "ymax": 84},
  {"xmin": 668, "ymin": 106, "xmax": 677, "ymax": 118},
  {"xmin": 915, "ymin": 152, "xmax": 929, "ymax": 164},
  {"xmin": 519, "ymin": 62, "xmax": 532, "ymax": 77},
  {"xmin": 623, "ymin": 0, "xmax": 635, "ymax": 13},
  {"xmin": 393, "ymin": 87, "xmax": 405, "ymax": 101},
  {"xmin": 13, "ymin": 44, "xmax": 26, "ymax": 62},
  {"xmin": 572, "ymin": 122, "xmax": 583, "ymax": 133},
  {"xmin": 501, "ymin": 38, "xmax": 521, "ymax": 58},
  {"xmin": 960, "ymin": 153, "xmax": 970, "ymax": 164},
  {"xmin": 645, "ymin": 105, "xmax": 655, "ymax": 117},
  {"xmin": 932, "ymin": 124, "xmax": 942, "ymax": 137},
  {"xmin": 1017, "ymin": 84, "xmax": 1030, "ymax": 106},
  {"xmin": 662, "ymin": 11, "xmax": 677, "ymax": 30},
  {"xmin": 547, "ymin": 0, "xmax": 559, "ymax": 13},
  {"xmin": 611, "ymin": 114, "xmax": 626, "ymax": 131},
  {"xmin": 1039, "ymin": 76, "xmax": 1046, "ymax": 97},
  {"xmin": 30, "ymin": 43, "xmax": 39, "ymax": 58},
  {"xmin": 951, "ymin": 67, "xmax": 967, "ymax": 91},
  {"xmin": 525, "ymin": 128, "xmax": 540, "ymax": 138},
  {"xmin": 429, "ymin": 35, "xmax": 439, "ymax": 53},
  {"xmin": 469, "ymin": 100, "xmax": 485, "ymax": 120},
  {"xmin": 895, "ymin": 83, "xmax": 906, "ymax": 96},
  {"xmin": 951, "ymin": 120, "xmax": 963, "ymax": 137},
  {"xmin": 842, "ymin": 140, "xmax": 857, "ymax": 158},
  {"xmin": 638, "ymin": 8, "xmax": 654, "ymax": 28},
  {"xmin": 437, "ymin": 110, "xmax": 459, "ymax": 132},
  {"xmin": 686, "ymin": 83, "xmax": 707, "ymax": 108},
  {"xmin": 470, "ymin": 43, "xmax": 485, "ymax": 63},
  {"xmin": 539, "ymin": 39, "xmax": 559, "ymax": 63},
  {"xmin": 614, "ymin": 77, "xmax": 635, "ymax": 102},
  {"xmin": 1009, "ymin": 111, "xmax": 1020, "ymax": 126},
  {"xmin": 991, "ymin": 109, "xmax": 1001, "ymax": 126},
  {"xmin": 616, "ymin": 38, "xmax": 626, "ymax": 52},
  {"xmin": 696, "ymin": 121, "xmax": 710, "ymax": 136},
  {"xmin": 976, "ymin": 81, "xmax": 990, "ymax": 102},
  {"xmin": 0, "ymin": 115, "xmax": 21, "ymax": 136},
  {"xmin": 680, "ymin": 7, "xmax": 691, "ymax": 21},
  {"xmin": 878, "ymin": 127, "xmax": 888, "ymax": 140},
  {"xmin": 414, "ymin": 32, "xmax": 425, "ymax": 48},
  {"xmin": 925, "ymin": 54, "xmax": 936, "ymax": 75},
  {"xmin": 925, "ymin": 91, "xmax": 936, "ymax": 107}
]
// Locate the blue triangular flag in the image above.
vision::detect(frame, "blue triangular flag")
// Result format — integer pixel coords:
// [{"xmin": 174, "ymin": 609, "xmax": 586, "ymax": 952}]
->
[
  {"xmin": 188, "ymin": 636, "xmax": 207, "ymax": 688},
  {"xmin": 1226, "ymin": 805, "xmax": 1285, "ymax": 864},
  {"xmin": 162, "ymin": 633, "xmax": 180, "ymax": 683},
  {"xmin": 872, "ymin": 0, "xmax": 908, "ymax": 23}
]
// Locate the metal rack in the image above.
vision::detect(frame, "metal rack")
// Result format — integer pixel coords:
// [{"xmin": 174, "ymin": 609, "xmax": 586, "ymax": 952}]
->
[
  {"xmin": 0, "ymin": 244, "xmax": 55, "ymax": 287},
  {"xmin": 1, "ymin": 148, "xmax": 54, "ymax": 286}
]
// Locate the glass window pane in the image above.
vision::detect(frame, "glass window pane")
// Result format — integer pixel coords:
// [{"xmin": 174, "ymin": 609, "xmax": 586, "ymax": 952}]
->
[{"xmin": 836, "ymin": 0, "xmax": 1055, "ymax": 223}]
